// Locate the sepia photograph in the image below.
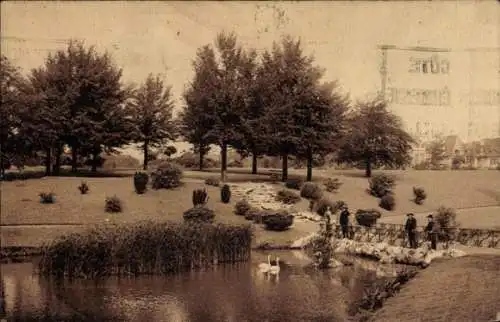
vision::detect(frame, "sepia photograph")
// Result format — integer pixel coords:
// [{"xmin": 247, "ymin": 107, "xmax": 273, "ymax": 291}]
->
[{"xmin": 1, "ymin": 1, "xmax": 499, "ymax": 321}]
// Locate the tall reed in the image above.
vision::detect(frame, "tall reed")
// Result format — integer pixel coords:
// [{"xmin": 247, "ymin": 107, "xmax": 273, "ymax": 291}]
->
[{"xmin": 37, "ymin": 221, "xmax": 253, "ymax": 279}]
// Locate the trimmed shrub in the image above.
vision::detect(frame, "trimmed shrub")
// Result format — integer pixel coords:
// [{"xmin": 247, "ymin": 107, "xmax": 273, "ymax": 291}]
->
[
  {"xmin": 300, "ymin": 182, "xmax": 323, "ymax": 200},
  {"xmin": 368, "ymin": 174, "xmax": 395, "ymax": 198},
  {"xmin": 324, "ymin": 177, "xmax": 342, "ymax": 193},
  {"xmin": 134, "ymin": 172, "xmax": 149, "ymax": 194},
  {"xmin": 105, "ymin": 196, "xmax": 123, "ymax": 213},
  {"xmin": 315, "ymin": 198, "xmax": 346, "ymax": 217},
  {"xmin": 275, "ymin": 189, "xmax": 301, "ymax": 204},
  {"xmin": 183, "ymin": 206, "xmax": 215, "ymax": 223},
  {"xmin": 263, "ymin": 210, "xmax": 294, "ymax": 231},
  {"xmin": 413, "ymin": 186, "xmax": 427, "ymax": 205},
  {"xmin": 285, "ymin": 178, "xmax": 303, "ymax": 190},
  {"xmin": 192, "ymin": 188, "xmax": 209, "ymax": 207},
  {"xmin": 205, "ymin": 177, "xmax": 220, "ymax": 187},
  {"xmin": 39, "ymin": 192, "xmax": 56, "ymax": 204},
  {"xmin": 234, "ymin": 199, "xmax": 251, "ymax": 216},
  {"xmin": 220, "ymin": 184, "xmax": 231, "ymax": 203},
  {"xmin": 355, "ymin": 209, "xmax": 381, "ymax": 227},
  {"xmin": 78, "ymin": 181, "xmax": 89, "ymax": 194},
  {"xmin": 379, "ymin": 194, "xmax": 396, "ymax": 211},
  {"xmin": 151, "ymin": 162, "xmax": 183, "ymax": 190}
]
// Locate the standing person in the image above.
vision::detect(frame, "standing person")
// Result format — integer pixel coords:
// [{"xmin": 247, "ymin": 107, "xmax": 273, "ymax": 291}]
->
[
  {"xmin": 405, "ymin": 213, "xmax": 417, "ymax": 248},
  {"xmin": 426, "ymin": 214, "xmax": 438, "ymax": 250},
  {"xmin": 339, "ymin": 206, "xmax": 350, "ymax": 239}
]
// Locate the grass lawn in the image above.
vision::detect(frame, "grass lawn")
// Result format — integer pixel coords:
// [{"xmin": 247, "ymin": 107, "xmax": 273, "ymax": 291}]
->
[{"xmin": 1, "ymin": 167, "xmax": 499, "ymax": 247}]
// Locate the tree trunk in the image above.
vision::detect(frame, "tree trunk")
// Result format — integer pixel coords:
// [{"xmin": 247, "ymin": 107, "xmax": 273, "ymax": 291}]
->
[
  {"xmin": 199, "ymin": 148, "xmax": 204, "ymax": 171},
  {"xmin": 71, "ymin": 145, "xmax": 78, "ymax": 172},
  {"xmin": 45, "ymin": 148, "xmax": 52, "ymax": 176},
  {"xmin": 221, "ymin": 143, "xmax": 227, "ymax": 181},
  {"xmin": 143, "ymin": 140, "xmax": 149, "ymax": 171},
  {"xmin": 53, "ymin": 145, "xmax": 62, "ymax": 176},
  {"xmin": 365, "ymin": 159, "xmax": 372, "ymax": 177},
  {"xmin": 306, "ymin": 147, "xmax": 313, "ymax": 182},
  {"xmin": 251, "ymin": 148, "xmax": 258, "ymax": 174},
  {"xmin": 281, "ymin": 152, "xmax": 288, "ymax": 182},
  {"xmin": 91, "ymin": 148, "xmax": 99, "ymax": 172}
]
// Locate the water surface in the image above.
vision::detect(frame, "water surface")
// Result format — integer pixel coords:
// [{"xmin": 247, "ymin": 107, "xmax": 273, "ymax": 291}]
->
[{"xmin": 0, "ymin": 251, "xmax": 400, "ymax": 322}]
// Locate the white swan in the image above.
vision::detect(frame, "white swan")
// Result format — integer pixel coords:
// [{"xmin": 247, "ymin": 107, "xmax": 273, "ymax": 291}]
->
[
  {"xmin": 258, "ymin": 255, "xmax": 271, "ymax": 273},
  {"xmin": 268, "ymin": 257, "xmax": 280, "ymax": 275}
]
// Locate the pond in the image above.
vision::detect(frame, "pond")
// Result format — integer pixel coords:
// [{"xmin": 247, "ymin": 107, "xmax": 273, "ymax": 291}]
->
[{"xmin": 0, "ymin": 251, "xmax": 405, "ymax": 322}]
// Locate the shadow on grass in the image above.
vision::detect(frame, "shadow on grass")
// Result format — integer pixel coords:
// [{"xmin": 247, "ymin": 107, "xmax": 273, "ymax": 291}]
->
[{"xmin": 2, "ymin": 168, "xmax": 134, "ymax": 181}]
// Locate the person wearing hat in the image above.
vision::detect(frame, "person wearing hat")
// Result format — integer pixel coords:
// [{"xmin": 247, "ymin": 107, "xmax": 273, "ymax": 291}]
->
[
  {"xmin": 404, "ymin": 213, "xmax": 417, "ymax": 248},
  {"xmin": 425, "ymin": 214, "xmax": 438, "ymax": 250},
  {"xmin": 339, "ymin": 205, "xmax": 351, "ymax": 239}
]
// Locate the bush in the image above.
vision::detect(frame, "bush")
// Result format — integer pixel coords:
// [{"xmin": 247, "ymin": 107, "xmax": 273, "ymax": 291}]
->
[
  {"xmin": 413, "ymin": 186, "xmax": 427, "ymax": 205},
  {"xmin": 251, "ymin": 209, "xmax": 272, "ymax": 223},
  {"xmin": 183, "ymin": 206, "xmax": 215, "ymax": 223},
  {"xmin": 323, "ymin": 178, "xmax": 342, "ymax": 193},
  {"xmin": 379, "ymin": 194, "xmax": 396, "ymax": 211},
  {"xmin": 192, "ymin": 188, "xmax": 209, "ymax": 207},
  {"xmin": 285, "ymin": 178, "xmax": 303, "ymax": 190},
  {"xmin": 105, "ymin": 195, "xmax": 123, "ymax": 213},
  {"xmin": 205, "ymin": 177, "xmax": 220, "ymax": 187},
  {"xmin": 78, "ymin": 181, "xmax": 89, "ymax": 195},
  {"xmin": 174, "ymin": 152, "xmax": 220, "ymax": 169},
  {"xmin": 134, "ymin": 172, "xmax": 149, "ymax": 194},
  {"xmin": 355, "ymin": 209, "xmax": 382, "ymax": 227},
  {"xmin": 234, "ymin": 199, "xmax": 251, "ymax": 216},
  {"xmin": 315, "ymin": 198, "xmax": 346, "ymax": 217},
  {"xmin": 262, "ymin": 210, "xmax": 294, "ymax": 231},
  {"xmin": 435, "ymin": 206, "xmax": 459, "ymax": 242},
  {"xmin": 227, "ymin": 160, "xmax": 244, "ymax": 168},
  {"xmin": 275, "ymin": 189, "xmax": 301, "ymax": 204},
  {"xmin": 39, "ymin": 192, "xmax": 56, "ymax": 204},
  {"xmin": 151, "ymin": 162, "xmax": 183, "ymax": 190},
  {"xmin": 300, "ymin": 182, "xmax": 323, "ymax": 200},
  {"xmin": 220, "ymin": 184, "xmax": 231, "ymax": 203},
  {"xmin": 368, "ymin": 174, "xmax": 395, "ymax": 198},
  {"xmin": 435, "ymin": 206, "xmax": 458, "ymax": 229}
]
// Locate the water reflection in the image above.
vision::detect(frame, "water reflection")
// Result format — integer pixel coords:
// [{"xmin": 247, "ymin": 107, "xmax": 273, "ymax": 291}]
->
[{"xmin": 1, "ymin": 251, "xmax": 400, "ymax": 322}]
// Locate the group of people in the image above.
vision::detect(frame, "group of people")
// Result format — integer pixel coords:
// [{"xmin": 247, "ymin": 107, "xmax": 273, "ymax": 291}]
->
[
  {"xmin": 405, "ymin": 213, "xmax": 439, "ymax": 250},
  {"xmin": 323, "ymin": 206, "xmax": 440, "ymax": 250}
]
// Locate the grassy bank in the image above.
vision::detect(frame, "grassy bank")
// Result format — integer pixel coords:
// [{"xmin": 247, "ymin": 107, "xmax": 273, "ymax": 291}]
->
[{"xmin": 37, "ymin": 221, "xmax": 252, "ymax": 279}]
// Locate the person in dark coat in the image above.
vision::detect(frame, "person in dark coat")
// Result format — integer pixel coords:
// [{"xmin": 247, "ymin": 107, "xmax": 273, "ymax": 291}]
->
[
  {"xmin": 339, "ymin": 206, "xmax": 350, "ymax": 239},
  {"xmin": 404, "ymin": 213, "xmax": 417, "ymax": 248},
  {"xmin": 426, "ymin": 214, "xmax": 438, "ymax": 250}
]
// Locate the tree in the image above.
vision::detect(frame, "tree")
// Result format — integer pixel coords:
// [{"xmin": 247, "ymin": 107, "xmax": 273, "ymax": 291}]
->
[
  {"xmin": 337, "ymin": 99, "xmax": 414, "ymax": 177},
  {"xmin": 205, "ymin": 32, "xmax": 252, "ymax": 180},
  {"xmin": 181, "ymin": 32, "xmax": 254, "ymax": 179},
  {"xmin": 128, "ymin": 74, "xmax": 177, "ymax": 170},
  {"xmin": 0, "ymin": 55, "xmax": 26, "ymax": 176},
  {"xmin": 259, "ymin": 36, "xmax": 335, "ymax": 181},
  {"xmin": 295, "ymin": 81, "xmax": 349, "ymax": 181},
  {"xmin": 179, "ymin": 45, "xmax": 219, "ymax": 171},
  {"xmin": 29, "ymin": 40, "xmax": 132, "ymax": 173},
  {"xmin": 426, "ymin": 138, "xmax": 447, "ymax": 168}
]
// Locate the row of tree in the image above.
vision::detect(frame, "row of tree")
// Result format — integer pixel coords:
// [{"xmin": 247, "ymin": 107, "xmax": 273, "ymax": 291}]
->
[{"xmin": 0, "ymin": 32, "xmax": 414, "ymax": 180}]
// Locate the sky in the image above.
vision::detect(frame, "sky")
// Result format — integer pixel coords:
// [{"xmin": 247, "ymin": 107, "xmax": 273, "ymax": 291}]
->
[{"xmin": 1, "ymin": 1, "xmax": 499, "ymax": 157}]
